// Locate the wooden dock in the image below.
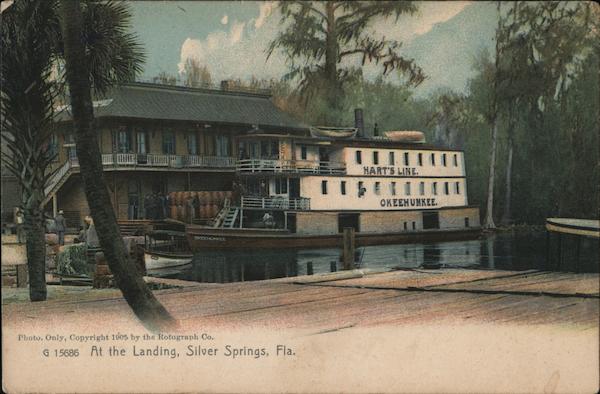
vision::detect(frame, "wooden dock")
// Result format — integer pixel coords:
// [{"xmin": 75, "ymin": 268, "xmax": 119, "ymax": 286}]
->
[{"xmin": 3, "ymin": 268, "xmax": 598, "ymax": 330}]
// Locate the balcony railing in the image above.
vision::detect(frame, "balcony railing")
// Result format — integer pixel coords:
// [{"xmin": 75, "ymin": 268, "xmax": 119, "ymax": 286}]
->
[
  {"xmin": 241, "ymin": 196, "xmax": 310, "ymax": 210},
  {"xmin": 101, "ymin": 153, "xmax": 236, "ymax": 169},
  {"xmin": 237, "ymin": 159, "xmax": 346, "ymax": 175}
]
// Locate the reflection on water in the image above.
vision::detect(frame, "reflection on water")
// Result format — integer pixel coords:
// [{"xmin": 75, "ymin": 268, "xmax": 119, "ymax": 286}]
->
[{"xmin": 149, "ymin": 231, "xmax": 599, "ymax": 283}]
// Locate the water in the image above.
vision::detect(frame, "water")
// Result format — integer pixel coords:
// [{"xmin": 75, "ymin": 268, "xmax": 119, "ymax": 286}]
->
[{"xmin": 148, "ymin": 231, "xmax": 599, "ymax": 283}]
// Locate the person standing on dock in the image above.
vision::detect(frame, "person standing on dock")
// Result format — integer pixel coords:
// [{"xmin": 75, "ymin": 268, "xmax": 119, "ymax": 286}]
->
[
  {"xmin": 54, "ymin": 210, "xmax": 66, "ymax": 246},
  {"xmin": 15, "ymin": 208, "xmax": 25, "ymax": 244}
]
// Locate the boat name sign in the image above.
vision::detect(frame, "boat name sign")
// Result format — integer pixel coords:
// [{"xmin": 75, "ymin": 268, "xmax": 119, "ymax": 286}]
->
[
  {"xmin": 380, "ymin": 198, "xmax": 437, "ymax": 208},
  {"xmin": 363, "ymin": 166, "xmax": 418, "ymax": 176}
]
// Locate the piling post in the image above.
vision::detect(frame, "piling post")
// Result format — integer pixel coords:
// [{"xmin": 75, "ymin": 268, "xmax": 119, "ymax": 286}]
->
[
  {"xmin": 342, "ymin": 227, "xmax": 355, "ymax": 270},
  {"xmin": 16, "ymin": 264, "xmax": 28, "ymax": 288},
  {"xmin": 306, "ymin": 261, "xmax": 313, "ymax": 275},
  {"xmin": 330, "ymin": 261, "xmax": 337, "ymax": 272}
]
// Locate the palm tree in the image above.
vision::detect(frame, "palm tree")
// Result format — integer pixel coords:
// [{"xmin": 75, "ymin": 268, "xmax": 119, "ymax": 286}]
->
[
  {"xmin": 1, "ymin": 0, "xmax": 62, "ymax": 301},
  {"xmin": 58, "ymin": 0, "xmax": 174, "ymax": 331}
]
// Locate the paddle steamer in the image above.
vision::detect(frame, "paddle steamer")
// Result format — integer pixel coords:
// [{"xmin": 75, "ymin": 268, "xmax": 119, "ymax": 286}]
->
[{"xmin": 186, "ymin": 127, "xmax": 480, "ymax": 250}]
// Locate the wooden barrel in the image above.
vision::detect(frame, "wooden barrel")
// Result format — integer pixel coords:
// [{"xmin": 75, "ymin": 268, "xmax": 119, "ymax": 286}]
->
[
  {"xmin": 169, "ymin": 205, "xmax": 177, "ymax": 219},
  {"xmin": 176, "ymin": 205, "xmax": 184, "ymax": 221},
  {"xmin": 199, "ymin": 205, "xmax": 208, "ymax": 219}
]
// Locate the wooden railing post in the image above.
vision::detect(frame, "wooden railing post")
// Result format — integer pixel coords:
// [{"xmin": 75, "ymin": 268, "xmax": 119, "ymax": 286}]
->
[{"xmin": 342, "ymin": 227, "xmax": 355, "ymax": 270}]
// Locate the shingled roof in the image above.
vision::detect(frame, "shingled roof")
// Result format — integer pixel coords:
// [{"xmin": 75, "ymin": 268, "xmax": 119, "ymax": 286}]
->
[{"xmin": 55, "ymin": 82, "xmax": 308, "ymax": 131}]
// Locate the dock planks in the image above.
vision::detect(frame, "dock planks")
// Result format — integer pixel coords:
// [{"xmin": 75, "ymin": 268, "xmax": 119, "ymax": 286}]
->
[{"xmin": 2, "ymin": 269, "xmax": 598, "ymax": 331}]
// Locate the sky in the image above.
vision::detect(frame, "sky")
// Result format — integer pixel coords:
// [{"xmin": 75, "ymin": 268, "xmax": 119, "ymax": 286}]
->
[{"xmin": 129, "ymin": 1, "xmax": 497, "ymax": 97}]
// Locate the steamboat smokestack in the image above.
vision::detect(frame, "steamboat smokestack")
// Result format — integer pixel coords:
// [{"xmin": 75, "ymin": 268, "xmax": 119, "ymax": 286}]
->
[{"xmin": 354, "ymin": 108, "xmax": 364, "ymax": 138}]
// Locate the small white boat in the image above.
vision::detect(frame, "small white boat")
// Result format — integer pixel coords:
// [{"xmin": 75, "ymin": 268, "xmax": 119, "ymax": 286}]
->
[
  {"xmin": 384, "ymin": 130, "xmax": 426, "ymax": 143},
  {"xmin": 310, "ymin": 126, "xmax": 357, "ymax": 139},
  {"xmin": 144, "ymin": 250, "xmax": 193, "ymax": 270}
]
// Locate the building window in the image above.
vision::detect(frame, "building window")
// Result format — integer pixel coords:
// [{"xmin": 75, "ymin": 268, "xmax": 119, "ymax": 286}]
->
[
  {"xmin": 390, "ymin": 182, "xmax": 396, "ymax": 196},
  {"xmin": 300, "ymin": 145, "xmax": 307, "ymax": 160},
  {"xmin": 404, "ymin": 152, "xmax": 410, "ymax": 166},
  {"xmin": 389, "ymin": 152, "xmax": 395, "ymax": 165},
  {"xmin": 444, "ymin": 182, "xmax": 449, "ymax": 195},
  {"xmin": 412, "ymin": 221, "xmax": 416, "ymax": 230},
  {"xmin": 442, "ymin": 153, "xmax": 447, "ymax": 166},
  {"xmin": 430, "ymin": 153, "xmax": 436, "ymax": 166},
  {"xmin": 358, "ymin": 181, "xmax": 365, "ymax": 197},
  {"xmin": 453, "ymin": 154, "xmax": 458, "ymax": 166},
  {"xmin": 403, "ymin": 222, "xmax": 408, "ymax": 230},
  {"xmin": 118, "ymin": 129, "xmax": 131, "ymax": 153},
  {"xmin": 465, "ymin": 217, "xmax": 470, "ymax": 227},
  {"xmin": 136, "ymin": 131, "xmax": 147, "ymax": 154},
  {"xmin": 216, "ymin": 135, "xmax": 230, "ymax": 157},
  {"xmin": 374, "ymin": 182, "xmax": 381, "ymax": 195},
  {"xmin": 455, "ymin": 182, "xmax": 460, "ymax": 194},
  {"xmin": 355, "ymin": 150, "xmax": 362, "ymax": 164},
  {"xmin": 418, "ymin": 153, "xmax": 423, "ymax": 166},
  {"xmin": 187, "ymin": 132, "xmax": 197, "ymax": 155},
  {"xmin": 47, "ymin": 133, "xmax": 59, "ymax": 160},
  {"xmin": 321, "ymin": 180, "xmax": 328, "ymax": 195},
  {"xmin": 432, "ymin": 182, "xmax": 438, "ymax": 195},
  {"xmin": 419, "ymin": 181, "xmax": 425, "ymax": 196},
  {"xmin": 373, "ymin": 151, "xmax": 379, "ymax": 165},
  {"xmin": 340, "ymin": 181, "xmax": 346, "ymax": 195},
  {"xmin": 404, "ymin": 182, "xmax": 411, "ymax": 196},
  {"xmin": 275, "ymin": 178, "xmax": 288, "ymax": 194},
  {"xmin": 162, "ymin": 131, "xmax": 175, "ymax": 154}
]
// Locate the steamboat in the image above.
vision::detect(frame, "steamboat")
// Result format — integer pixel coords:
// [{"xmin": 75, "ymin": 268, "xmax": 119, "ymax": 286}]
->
[{"xmin": 185, "ymin": 123, "xmax": 481, "ymax": 250}]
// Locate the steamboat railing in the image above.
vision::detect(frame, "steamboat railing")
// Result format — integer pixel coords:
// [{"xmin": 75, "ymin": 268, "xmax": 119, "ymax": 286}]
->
[
  {"xmin": 240, "ymin": 196, "xmax": 311, "ymax": 210},
  {"xmin": 100, "ymin": 153, "xmax": 236, "ymax": 168},
  {"xmin": 236, "ymin": 159, "xmax": 346, "ymax": 175}
]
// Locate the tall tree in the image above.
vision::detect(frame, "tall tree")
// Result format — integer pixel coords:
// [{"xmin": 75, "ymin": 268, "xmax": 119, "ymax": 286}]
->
[
  {"xmin": 268, "ymin": 1, "xmax": 424, "ymax": 122},
  {"xmin": 183, "ymin": 58, "xmax": 212, "ymax": 88},
  {"xmin": 59, "ymin": 0, "xmax": 174, "ymax": 331},
  {"xmin": 1, "ymin": 0, "xmax": 61, "ymax": 301}
]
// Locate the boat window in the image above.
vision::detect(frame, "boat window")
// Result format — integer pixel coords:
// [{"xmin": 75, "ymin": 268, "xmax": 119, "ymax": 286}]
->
[
  {"xmin": 465, "ymin": 217, "xmax": 470, "ymax": 227},
  {"xmin": 275, "ymin": 178, "xmax": 288, "ymax": 194},
  {"xmin": 432, "ymin": 182, "xmax": 438, "ymax": 195},
  {"xmin": 390, "ymin": 182, "xmax": 396, "ymax": 196},
  {"xmin": 300, "ymin": 145, "xmax": 307, "ymax": 160},
  {"xmin": 404, "ymin": 152, "xmax": 410, "ymax": 166},
  {"xmin": 373, "ymin": 151, "xmax": 379, "ymax": 165},
  {"xmin": 412, "ymin": 221, "xmax": 416, "ymax": 230},
  {"xmin": 444, "ymin": 182, "xmax": 449, "ymax": 195},
  {"xmin": 455, "ymin": 182, "xmax": 460, "ymax": 194},
  {"xmin": 321, "ymin": 180, "xmax": 328, "ymax": 195},
  {"xmin": 389, "ymin": 151, "xmax": 395, "ymax": 165},
  {"xmin": 404, "ymin": 182, "xmax": 411, "ymax": 196},
  {"xmin": 356, "ymin": 150, "xmax": 362, "ymax": 164},
  {"xmin": 419, "ymin": 182, "xmax": 425, "ymax": 196},
  {"xmin": 418, "ymin": 153, "xmax": 423, "ymax": 166},
  {"xmin": 374, "ymin": 182, "xmax": 381, "ymax": 195},
  {"xmin": 442, "ymin": 153, "xmax": 447, "ymax": 166},
  {"xmin": 430, "ymin": 153, "xmax": 436, "ymax": 166},
  {"xmin": 453, "ymin": 154, "xmax": 458, "ymax": 166},
  {"xmin": 358, "ymin": 181, "xmax": 365, "ymax": 197},
  {"xmin": 340, "ymin": 181, "xmax": 346, "ymax": 195}
]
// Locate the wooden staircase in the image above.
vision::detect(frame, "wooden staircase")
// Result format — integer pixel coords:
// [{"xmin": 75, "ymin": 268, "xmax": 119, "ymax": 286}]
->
[{"xmin": 222, "ymin": 208, "xmax": 239, "ymax": 228}]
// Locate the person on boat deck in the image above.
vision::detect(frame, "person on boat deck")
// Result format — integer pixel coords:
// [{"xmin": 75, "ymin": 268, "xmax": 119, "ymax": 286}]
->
[
  {"xmin": 259, "ymin": 180, "xmax": 268, "ymax": 196},
  {"xmin": 262, "ymin": 212, "xmax": 275, "ymax": 228},
  {"xmin": 186, "ymin": 196, "xmax": 196, "ymax": 224}
]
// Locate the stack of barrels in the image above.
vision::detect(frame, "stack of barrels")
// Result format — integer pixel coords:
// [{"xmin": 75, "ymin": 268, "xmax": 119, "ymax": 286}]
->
[{"xmin": 167, "ymin": 191, "xmax": 233, "ymax": 223}]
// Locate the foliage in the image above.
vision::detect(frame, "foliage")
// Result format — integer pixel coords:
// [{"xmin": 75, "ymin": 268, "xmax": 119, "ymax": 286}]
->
[
  {"xmin": 268, "ymin": 1, "xmax": 424, "ymax": 121},
  {"xmin": 182, "ymin": 58, "xmax": 212, "ymax": 88},
  {"xmin": 56, "ymin": 244, "xmax": 90, "ymax": 276}
]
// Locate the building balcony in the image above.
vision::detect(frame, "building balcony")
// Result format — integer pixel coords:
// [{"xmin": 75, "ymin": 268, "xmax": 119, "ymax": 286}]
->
[
  {"xmin": 236, "ymin": 159, "xmax": 346, "ymax": 175},
  {"xmin": 240, "ymin": 195, "xmax": 311, "ymax": 210},
  {"xmin": 101, "ymin": 153, "xmax": 237, "ymax": 169}
]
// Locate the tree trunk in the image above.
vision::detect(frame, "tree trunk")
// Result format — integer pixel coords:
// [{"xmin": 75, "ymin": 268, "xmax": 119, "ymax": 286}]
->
[
  {"xmin": 23, "ymin": 192, "xmax": 47, "ymax": 301},
  {"xmin": 324, "ymin": 1, "xmax": 340, "ymax": 118},
  {"xmin": 59, "ymin": 0, "xmax": 174, "ymax": 332},
  {"xmin": 500, "ymin": 134, "xmax": 514, "ymax": 226},
  {"xmin": 483, "ymin": 120, "xmax": 498, "ymax": 229}
]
